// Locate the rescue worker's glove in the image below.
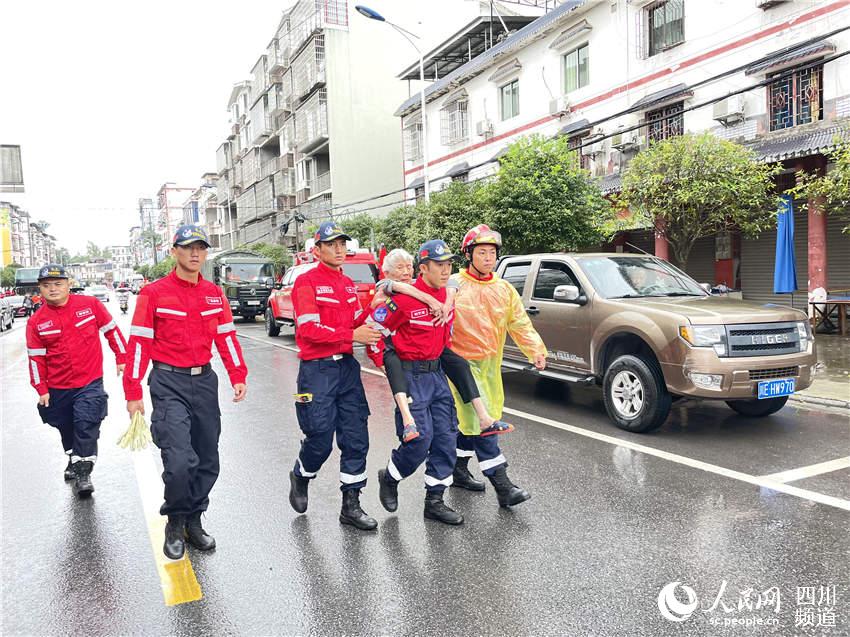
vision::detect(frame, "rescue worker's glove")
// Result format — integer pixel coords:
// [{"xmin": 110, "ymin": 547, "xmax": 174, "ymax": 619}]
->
[{"xmin": 117, "ymin": 411, "xmax": 152, "ymax": 450}]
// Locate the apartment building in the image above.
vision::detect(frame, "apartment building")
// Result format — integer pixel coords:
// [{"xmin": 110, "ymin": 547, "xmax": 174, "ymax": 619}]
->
[
  {"xmin": 214, "ymin": 0, "xmax": 457, "ymax": 249},
  {"xmin": 397, "ymin": 0, "xmax": 850, "ymax": 308},
  {"xmin": 181, "ymin": 173, "xmax": 223, "ymax": 248},
  {"xmin": 1, "ymin": 201, "xmax": 57, "ymax": 267},
  {"xmin": 156, "ymin": 183, "xmax": 195, "ymax": 258}
]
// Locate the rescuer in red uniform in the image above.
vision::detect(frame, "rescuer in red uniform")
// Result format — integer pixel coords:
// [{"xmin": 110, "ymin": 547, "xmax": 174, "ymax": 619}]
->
[
  {"xmin": 124, "ymin": 224, "xmax": 248, "ymax": 560},
  {"xmin": 26, "ymin": 263, "xmax": 128, "ymax": 498},
  {"xmin": 372, "ymin": 239, "xmax": 465, "ymax": 525},
  {"xmin": 288, "ymin": 221, "xmax": 383, "ymax": 531}
]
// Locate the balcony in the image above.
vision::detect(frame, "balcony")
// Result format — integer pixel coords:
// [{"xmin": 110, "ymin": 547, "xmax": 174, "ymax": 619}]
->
[
  {"xmin": 298, "ymin": 193, "xmax": 333, "ymax": 218},
  {"xmin": 251, "ymin": 55, "xmax": 269, "ymax": 102},
  {"xmin": 276, "ymin": 195, "xmax": 296, "ymax": 211},
  {"xmin": 227, "ymin": 123, "xmax": 240, "ymax": 140},
  {"xmin": 268, "ymin": 43, "xmax": 290, "ymax": 74},
  {"xmin": 216, "ymin": 142, "xmax": 233, "ymax": 174},
  {"xmin": 292, "ymin": 35, "xmax": 325, "ymax": 101},
  {"xmin": 275, "ymin": 167, "xmax": 296, "ymax": 196},
  {"xmin": 308, "ymin": 171, "xmax": 331, "ymax": 196},
  {"xmin": 295, "ymin": 88, "xmax": 329, "ymax": 154}
]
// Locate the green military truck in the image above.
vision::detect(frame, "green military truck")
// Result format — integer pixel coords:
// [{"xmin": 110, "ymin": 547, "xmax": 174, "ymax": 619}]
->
[{"xmin": 201, "ymin": 249, "xmax": 276, "ymax": 321}]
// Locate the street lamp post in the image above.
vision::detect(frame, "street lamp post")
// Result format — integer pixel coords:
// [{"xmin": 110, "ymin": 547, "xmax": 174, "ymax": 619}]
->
[{"xmin": 355, "ymin": 5, "xmax": 430, "ymax": 202}]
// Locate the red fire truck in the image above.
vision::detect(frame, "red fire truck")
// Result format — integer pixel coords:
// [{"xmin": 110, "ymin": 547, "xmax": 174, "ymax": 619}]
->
[{"xmin": 264, "ymin": 239, "xmax": 379, "ymax": 337}]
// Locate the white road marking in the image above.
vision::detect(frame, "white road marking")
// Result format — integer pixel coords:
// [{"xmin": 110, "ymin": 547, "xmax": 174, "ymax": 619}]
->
[
  {"xmin": 240, "ymin": 331, "xmax": 850, "ymax": 512},
  {"xmin": 502, "ymin": 406, "xmax": 850, "ymax": 512},
  {"xmin": 758, "ymin": 456, "xmax": 850, "ymax": 483}
]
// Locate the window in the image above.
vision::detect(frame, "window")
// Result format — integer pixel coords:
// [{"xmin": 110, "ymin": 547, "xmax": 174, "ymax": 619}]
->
[
  {"xmin": 769, "ymin": 65, "xmax": 823, "ymax": 131},
  {"xmin": 648, "ymin": 0, "xmax": 684, "ymax": 57},
  {"xmin": 646, "ymin": 101, "xmax": 684, "ymax": 142},
  {"xmin": 502, "ymin": 262, "xmax": 531, "ymax": 295},
  {"xmin": 341, "ymin": 263, "xmax": 378, "ymax": 284},
  {"xmin": 562, "ymin": 44, "xmax": 589, "ymax": 93},
  {"xmin": 533, "ymin": 261, "xmax": 580, "ymax": 300},
  {"xmin": 567, "ymin": 134, "xmax": 590, "ymax": 171},
  {"xmin": 440, "ymin": 98, "xmax": 469, "ymax": 145},
  {"xmin": 500, "ymin": 80, "xmax": 520, "ymax": 121},
  {"xmin": 452, "ymin": 172, "xmax": 469, "ymax": 183},
  {"xmin": 403, "ymin": 119, "xmax": 423, "ymax": 162},
  {"xmin": 414, "ymin": 185, "xmax": 425, "ymax": 202}
]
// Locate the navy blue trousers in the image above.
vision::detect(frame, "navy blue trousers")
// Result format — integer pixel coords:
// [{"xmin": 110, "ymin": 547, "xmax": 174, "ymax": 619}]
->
[
  {"xmin": 386, "ymin": 368, "xmax": 457, "ymax": 493},
  {"xmin": 37, "ymin": 378, "xmax": 108, "ymax": 459},
  {"xmin": 293, "ymin": 356, "xmax": 370, "ymax": 492},
  {"xmin": 149, "ymin": 367, "xmax": 222, "ymax": 517},
  {"xmin": 456, "ymin": 432, "xmax": 507, "ymax": 476}
]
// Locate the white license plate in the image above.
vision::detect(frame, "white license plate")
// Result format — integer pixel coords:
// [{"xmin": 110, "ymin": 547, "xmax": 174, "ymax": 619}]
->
[
  {"xmin": 246, "ymin": 301, "xmax": 261, "ymax": 306},
  {"xmin": 757, "ymin": 378, "xmax": 795, "ymax": 399}
]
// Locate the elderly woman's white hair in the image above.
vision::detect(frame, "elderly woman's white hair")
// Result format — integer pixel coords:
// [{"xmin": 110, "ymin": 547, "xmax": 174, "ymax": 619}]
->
[{"xmin": 381, "ymin": 248, "xmax": 414, "ymax": 274}]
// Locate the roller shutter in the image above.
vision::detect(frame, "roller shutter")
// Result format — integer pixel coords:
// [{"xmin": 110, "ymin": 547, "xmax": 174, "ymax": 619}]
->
[{"xmin": 740, "ymin": 211, "xmax": 808, "ymax": 311}]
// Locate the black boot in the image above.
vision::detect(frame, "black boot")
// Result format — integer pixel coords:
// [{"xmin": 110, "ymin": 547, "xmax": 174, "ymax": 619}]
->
[
  {"xmin": 424, "ymin": 491, "xmax": 464, "ymax": 525},
  {"xmin": 186, "ymin": 512, "xmax": 216, "ymax": 551},
  {"xmin": 164, "ymin": 515, "xmax": 186, "ymax": 560},
  {"xmin": 289, "ymin": 470, "xmax": 309, "ymax": 514},
  {"xmin": 339, "ymin": 490, "xmax": 377, "ymax": 531},
  {"xmin": 378, "ymin": 468, "xmax": 398, "ymax": 512},
  {"xmin": 73, "ymin": 461, "xmax": 94, "ymax": 498},
  {"xmin": 64, "ymin": 457, "xmax": 75, "ymax": 481},
  {"xmin": 487, "ymin": 466, "xmax": 531, "ymax": 508},
  {"xmin": 451, "ymin": 457, "xmax": 485, "ymax": 492}
]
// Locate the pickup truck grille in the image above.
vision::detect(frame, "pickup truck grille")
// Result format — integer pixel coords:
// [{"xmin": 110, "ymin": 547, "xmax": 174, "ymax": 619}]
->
[
  {"xmin": 749, "ymin": 366, "xmax": 799, "ymax": 380},
  {"xmin": 726, "ymin": 322, "xmax": 800, "ymax": 357}
]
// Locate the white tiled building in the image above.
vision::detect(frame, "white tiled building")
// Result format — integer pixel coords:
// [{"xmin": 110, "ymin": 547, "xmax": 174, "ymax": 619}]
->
[{"xmin": 397, "ymin": 0, "xmax": 850, "ymax": 308}]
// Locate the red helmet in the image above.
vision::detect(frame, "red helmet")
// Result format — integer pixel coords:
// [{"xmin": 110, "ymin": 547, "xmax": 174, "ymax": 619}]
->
[{"xmin": 461, "ymin": 224, "xmax": 502, "ymax": 254}]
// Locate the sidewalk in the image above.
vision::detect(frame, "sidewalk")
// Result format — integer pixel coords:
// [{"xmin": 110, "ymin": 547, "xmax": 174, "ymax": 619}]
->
[{"xmin": 790, "ymin": 334, "xmax": 850, "ymax": 411}]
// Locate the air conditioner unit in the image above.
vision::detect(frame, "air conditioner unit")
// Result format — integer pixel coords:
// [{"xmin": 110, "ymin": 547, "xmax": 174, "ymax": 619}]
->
[
  {"xmin": 611, "ymin": 132, "xmax": 642, "ymax": 152},
  {"xmin": 476, "ymin": 119, "xmax": 494, "ymax": 137},
  {"xmin": 756, "ymin": 0, "xmax": 790, "ymax": 9},
  {"xmin": 583, "ymin": 140, "xmax": 604, "ymax": 156},
  {"xmin": 712, "ymin": 95, "xmax": 746, "ymax": 126},
  {"xmin": 548, "ymin": 96, "xmax": 570, "ymax": 116}
]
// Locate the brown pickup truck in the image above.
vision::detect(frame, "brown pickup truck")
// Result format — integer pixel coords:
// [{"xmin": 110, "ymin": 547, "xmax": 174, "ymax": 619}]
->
[{"xmin": 497, "ymin": 253, "xmax": 817, "ymax": 433}]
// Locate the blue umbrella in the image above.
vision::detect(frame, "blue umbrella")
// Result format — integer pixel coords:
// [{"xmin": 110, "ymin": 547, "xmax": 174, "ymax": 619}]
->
[{"xmin": 773, "ymin": 194, "xmax": 798, "ymax": 295}]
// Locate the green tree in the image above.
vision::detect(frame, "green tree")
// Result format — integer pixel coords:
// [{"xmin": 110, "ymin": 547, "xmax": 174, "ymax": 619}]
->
[
  {"xmin": 134, "ymin": 264, "xmax": 151, "ymax": 280},
  {"xmin": 149, "ymin": 256, "xmax": 175, "ymax": 280},
  {"xmin": 377, "ymin": 205, "xmax": 418, "ymax": 251},
  {"xmin": 55, "ymin": 247, "xmax": 71, "ymax": 265},
  {"xmin": 237, "ymin": 242, "xmax": 292, "ymax": 275},
  {"xmin": 406, "ymin": 181, "xmax": 491, "ymax": 251},
  {"xmin": 86, "ymin": 241, "xmax": 104, "ymax": 259},
  {"xmin": 340, "ymin": 213, "xmax": 380, "ymax": 249},
  {"xmin": 791, "ymin": 138, "xmax": 850, "ymax": 233},
  {"xmin": 141, "ymin": 230, "xmax": 162, "ymax": 264},
  {"xmin": 486, "ymin": 134, "xmax": 614, "ymax": 253},
  {"xmin": 620, "ymin": 132, "xmax": 778, "ymax": 267},
  {"xmin": 1, "ymin": 264, "xmax": 22, "ymax": 288}
]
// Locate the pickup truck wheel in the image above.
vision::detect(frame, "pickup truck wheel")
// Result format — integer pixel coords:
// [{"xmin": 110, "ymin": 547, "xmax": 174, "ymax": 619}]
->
[
  {"xmin": 725, "ymin": 397, "xmax": 788, "ymax": 417},
  {"xmin": 265, "ymin": 308, "xmax": 280, "ymax": 337},
  {"xmin": 603, "ymin": 355, "xmax": 671, "ymax": 433}
]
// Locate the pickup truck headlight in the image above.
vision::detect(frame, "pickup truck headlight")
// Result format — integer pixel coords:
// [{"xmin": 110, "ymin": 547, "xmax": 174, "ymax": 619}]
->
[
  {"xmin": 680, "ymin": 325, "xmax": 726, "ymax": 356},
  {"xmin": 796, "ymin": 321, "xmax": 812, "ymax": 351}
]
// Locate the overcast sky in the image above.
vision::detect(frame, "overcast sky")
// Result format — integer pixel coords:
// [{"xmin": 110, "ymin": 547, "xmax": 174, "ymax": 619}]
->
[
  {"xmin": 0, "ymin": 0, "xmax": 488, "ymax": 256},
  {"xmin": 0, "ymin": 1, "xmax": 299, "ymax": 255}
]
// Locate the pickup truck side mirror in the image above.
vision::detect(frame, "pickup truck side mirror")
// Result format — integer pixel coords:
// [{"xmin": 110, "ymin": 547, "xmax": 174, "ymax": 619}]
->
[
  {"xmin": 264, "ymin": 277, "xmax": 275, "ymax": 288},
  {"xmin": 553, "ymin": 284, "xmax": 587, "ymax": 306}
]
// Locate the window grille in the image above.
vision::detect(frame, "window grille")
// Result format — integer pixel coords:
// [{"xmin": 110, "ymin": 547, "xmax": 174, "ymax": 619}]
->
[
  {"xmin": 646, "ymin": 101, "xmax": 684, "ymax": 142},
  {"xmin": 769, "ymin": 65, "xmax": 823, "ymax": 131},
  {"xmin": 440, "ymin": 99, "xmax": 469, "ymax": 145}
]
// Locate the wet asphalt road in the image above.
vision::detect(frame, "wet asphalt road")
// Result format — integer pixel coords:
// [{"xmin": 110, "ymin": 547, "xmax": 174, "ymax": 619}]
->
[{"xmin": 1, "ymin": 298, "xmax": 849, "ymax": 637}]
